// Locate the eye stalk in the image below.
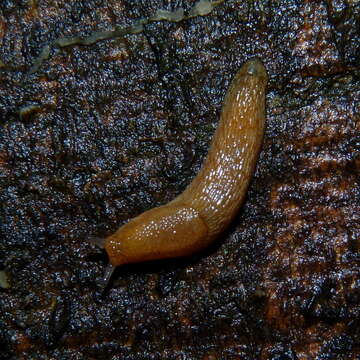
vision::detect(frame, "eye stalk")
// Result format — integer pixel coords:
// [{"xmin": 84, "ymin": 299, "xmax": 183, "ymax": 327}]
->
[
  {"xmin": 99, "ymin": 264, "xmax": 115, "ymax": 292},
  {"xmin": 88, "ymin": 236, "xmax": 106, "ymax": 249}
]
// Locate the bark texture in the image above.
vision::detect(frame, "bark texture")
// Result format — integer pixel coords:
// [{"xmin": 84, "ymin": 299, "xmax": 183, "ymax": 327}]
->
[{"xmin": 0, "ymin": 1, "xmax": 359, "ymax": 359}]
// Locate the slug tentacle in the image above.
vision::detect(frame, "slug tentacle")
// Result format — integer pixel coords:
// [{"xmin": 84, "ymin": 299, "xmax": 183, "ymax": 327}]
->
[
  {"xmin": 88, "ymin": 236, "xmax": 106, "ymax": 249},
  {"xmin": 103, "ymin": 58, "xmax": 268, "ymax": 269}
]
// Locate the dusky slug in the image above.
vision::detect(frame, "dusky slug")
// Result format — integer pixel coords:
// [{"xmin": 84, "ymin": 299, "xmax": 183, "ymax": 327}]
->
[{"xmin": 97, "ymin": 58, "xmax": 267, "ymax": 282}]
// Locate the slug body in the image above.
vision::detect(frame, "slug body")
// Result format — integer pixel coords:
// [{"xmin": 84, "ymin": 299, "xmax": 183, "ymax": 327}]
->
[{"xmin": 105, "ymin": 59, "xmax": 267, "ymax": 268}]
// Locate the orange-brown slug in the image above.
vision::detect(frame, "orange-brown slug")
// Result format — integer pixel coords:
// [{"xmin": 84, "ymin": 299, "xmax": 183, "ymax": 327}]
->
[{"xmin": 97, "ymin": 58, "xmax": 267, "ymax": 282}]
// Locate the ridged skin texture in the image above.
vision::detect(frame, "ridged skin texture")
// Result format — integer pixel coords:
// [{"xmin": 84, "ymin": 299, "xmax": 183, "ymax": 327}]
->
[{"xmin": 105, "ymin": 59, "xmax": 268, "ymax": 267}]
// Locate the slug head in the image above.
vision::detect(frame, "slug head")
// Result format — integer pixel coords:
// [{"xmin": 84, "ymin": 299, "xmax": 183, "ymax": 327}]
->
[{"xmin": 104, "ymin": 203, "xmax": 208, "ymax": 267}]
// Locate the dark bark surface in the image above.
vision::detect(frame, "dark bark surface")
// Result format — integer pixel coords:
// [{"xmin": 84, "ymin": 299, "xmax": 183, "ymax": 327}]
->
[{"xmin": 0, "ymin": 1, "xmax": 359, "ymax": 359}]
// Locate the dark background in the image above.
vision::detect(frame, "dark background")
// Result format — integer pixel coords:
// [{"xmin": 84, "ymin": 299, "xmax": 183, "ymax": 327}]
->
[{"xmin": 0, "ymin": 1, "xmax": 359, "ymax": 359}]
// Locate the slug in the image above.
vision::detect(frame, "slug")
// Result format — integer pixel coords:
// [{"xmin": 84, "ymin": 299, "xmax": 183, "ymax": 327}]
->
[{"xmin": 95, "ymin": 58, "xmax": 267, "ymax": 283}]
